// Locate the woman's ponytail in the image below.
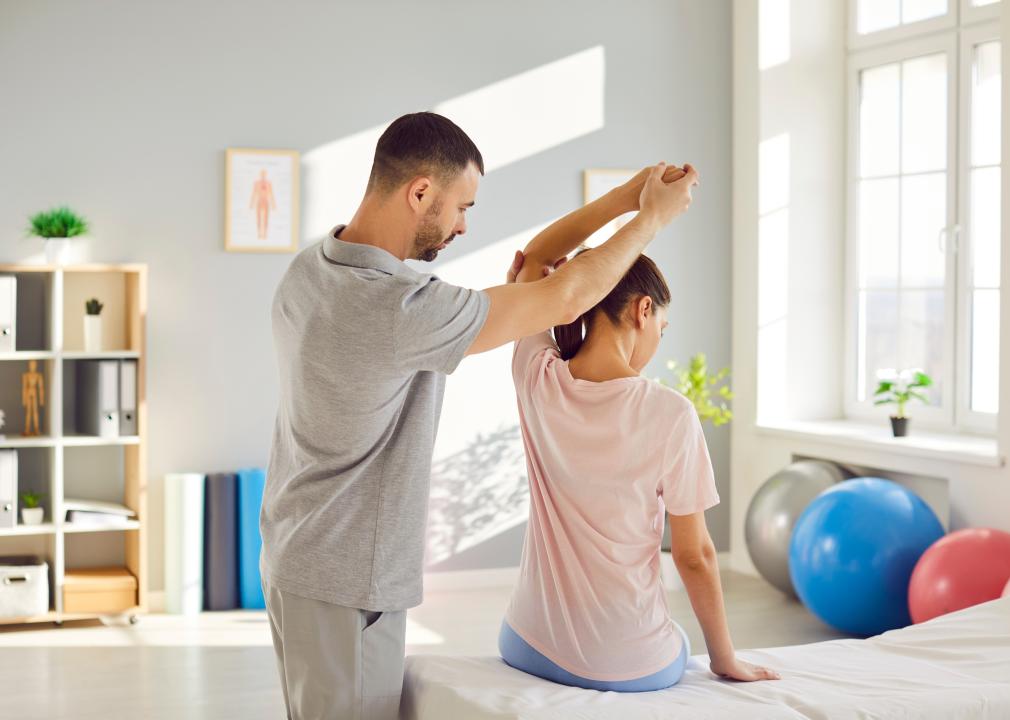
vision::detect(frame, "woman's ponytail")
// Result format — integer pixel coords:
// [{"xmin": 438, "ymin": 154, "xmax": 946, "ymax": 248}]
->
[{"xmin": 553, "ymin": 314, "xmax": 586, "ymax": 360}]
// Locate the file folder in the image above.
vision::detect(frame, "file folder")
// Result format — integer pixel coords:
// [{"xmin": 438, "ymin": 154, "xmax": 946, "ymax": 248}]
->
[
  {"xmin": 119, "ymin": 360, "xmax": 137, "ymax": 436},
  {"xmin": 0, "ymin": 451, "xmax": 16, "ymax": 529},
  {"xmin": 77, "ymin": 360, "xmax": 119, "ymax": 437},
  {"xmin": 0, "ymin": 276, "xmax": 15, "ymax": 353}
]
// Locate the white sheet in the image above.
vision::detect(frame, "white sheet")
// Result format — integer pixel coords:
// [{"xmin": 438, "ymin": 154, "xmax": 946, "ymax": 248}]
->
[{"xmin": 403, "ymin": 597, "xmax": 1010, "ymax": 719}]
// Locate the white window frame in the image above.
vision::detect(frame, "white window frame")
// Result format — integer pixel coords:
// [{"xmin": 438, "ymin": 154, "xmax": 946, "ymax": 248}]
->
[
  {"xmin": 844, "ymin": 33, "xmax": 960, "ymax": 430},
  {"xmin": 960, "ymin": 0, "xmax": 1001, "ymax": 25},
  {"xmin": 849, "ymin": 0, "xmax": 957, "ymax": 51},
  {"xmin": 957, "ymin": 21, "xmax": 1001, "ymax": 432}
]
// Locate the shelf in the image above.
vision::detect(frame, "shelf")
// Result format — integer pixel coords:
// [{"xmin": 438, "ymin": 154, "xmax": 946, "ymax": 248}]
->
[
  {"xmin": 0, "ymin": 610, "xmax": 59, "ymax": 626},
  {"xmin": 0, "ymin": 522, "xmax": 57, "ymax": 537},
  {"xmin": 62, "ymin": 435, "xmax": 140, "ymax": 447},
  {"xmin": 0, "ymin": 436, "xmax": 57, "ymax": 448},
  {"xmin": 755, "ymin": 419, "xmax": 1003, "ymax": 468},
  {"xmin": 0, "ymin": 351, "xmax": 55, "ymax": 361},
  {"xmin": 62, "ymin": 350, "xmax": 140, "ymax": 360},
  {"xmin": 63, "ymin": 520, "xmax": 140, "ymax": 534}
]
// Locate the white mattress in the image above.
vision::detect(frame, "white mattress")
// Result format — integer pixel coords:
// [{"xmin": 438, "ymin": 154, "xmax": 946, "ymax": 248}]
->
[{"xmin": 403, "ymin": 597, "xmax": 1010, "ymax": 719}]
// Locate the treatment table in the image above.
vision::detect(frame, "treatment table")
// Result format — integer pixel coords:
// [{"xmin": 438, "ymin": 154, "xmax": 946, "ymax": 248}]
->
[{"xmin": 403, "ymin": 596, "xmax": 1010, "ymax": 719}]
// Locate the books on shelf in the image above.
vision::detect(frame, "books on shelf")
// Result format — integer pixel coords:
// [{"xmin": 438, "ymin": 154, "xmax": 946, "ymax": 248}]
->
[{"xmin": 63, "ymin": 498, "xmax": 136, "ymax": 528}]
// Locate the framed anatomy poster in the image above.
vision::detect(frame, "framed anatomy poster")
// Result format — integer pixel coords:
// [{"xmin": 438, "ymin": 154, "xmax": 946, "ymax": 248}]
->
[
  {"xmin": 582, "ymin": 168, "xmax": 635, "ymax": 247},
  {"xmin": 225, "ymin": 148, "xmax": 300, "ymax": 253}
]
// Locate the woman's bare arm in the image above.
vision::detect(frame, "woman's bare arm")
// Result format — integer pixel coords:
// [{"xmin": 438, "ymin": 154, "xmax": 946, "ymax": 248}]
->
[{"xmin": 668, "ymin": 511, "xmax": 781, "ymax": 682}]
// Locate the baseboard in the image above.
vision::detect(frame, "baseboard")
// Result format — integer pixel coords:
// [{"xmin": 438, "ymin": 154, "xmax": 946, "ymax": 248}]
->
[
  {"xmin": 423, "ymin": 552, "xmax": 733, "ymax": 594},
  {"xmin": 423, "ymin": 566, "xmax": 519, "ymax": 592}
]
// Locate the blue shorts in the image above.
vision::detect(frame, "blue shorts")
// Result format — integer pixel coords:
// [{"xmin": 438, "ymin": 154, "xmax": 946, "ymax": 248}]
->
[{"xmin": 498, "ymin": 620, "xmax": 690, "ymax": 692}]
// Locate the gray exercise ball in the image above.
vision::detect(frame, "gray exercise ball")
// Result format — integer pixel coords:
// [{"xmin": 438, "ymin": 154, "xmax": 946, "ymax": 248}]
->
[{"xmin": 745, "ymin": 460, "xmax": 847, "ymax": 596}]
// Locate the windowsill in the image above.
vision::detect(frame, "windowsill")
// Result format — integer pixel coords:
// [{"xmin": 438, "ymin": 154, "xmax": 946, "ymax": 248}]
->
[{"xmin": 755, "ymin": 419, "xmax": 1003, "ymax": 469}]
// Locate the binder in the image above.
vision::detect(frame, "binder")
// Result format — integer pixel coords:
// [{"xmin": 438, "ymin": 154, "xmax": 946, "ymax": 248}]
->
[
  {"xmin": 0, "ymin": 276, "xmax": 15, "ymax": 353},
  {"xmin": 237, "ymin": 468, "xmax": 266, "ymax": 609},
  {"xmin": 119, "ymin": 360, "xmax": 138, "ymax": 436},
  {"xmin": 0, "ymin": 451, "xmax": 16, "ymax": 529},
  {"xmin": 203, "ymin": 473, "xmax": 239, "ymax": 610},
  {"xmin": 77, "ymin": 360, "xmax": 119, "ymax": 437},
  {"xmin": 164, "ymin": 473, "xmax": 205, "ymax": 615}
]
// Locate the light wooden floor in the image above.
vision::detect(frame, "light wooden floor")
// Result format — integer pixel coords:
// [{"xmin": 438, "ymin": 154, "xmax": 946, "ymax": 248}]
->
[{"xmin": 0, "ymin": 570, "xmax": 849, "ymax": 719}]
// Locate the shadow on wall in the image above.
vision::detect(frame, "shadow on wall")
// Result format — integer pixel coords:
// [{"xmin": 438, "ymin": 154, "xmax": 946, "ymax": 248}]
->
[{"xmin": 426, "ymin": 423, "xmax": 529, "ymax": 567}]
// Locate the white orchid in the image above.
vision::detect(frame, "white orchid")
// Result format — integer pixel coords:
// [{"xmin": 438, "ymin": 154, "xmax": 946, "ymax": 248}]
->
[{"xmin": 874, "ymin": 368, "xmax": 933, "ymax": 418}]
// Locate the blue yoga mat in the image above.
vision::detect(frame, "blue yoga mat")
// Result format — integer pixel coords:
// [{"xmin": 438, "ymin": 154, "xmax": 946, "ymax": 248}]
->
[
  {"xmin": 237, "ymin": 468, "xmax": 266, "ymax": 609},
  {"xmin": 204, "ymin": 473, "xmax": 239, "ymax": 611}
]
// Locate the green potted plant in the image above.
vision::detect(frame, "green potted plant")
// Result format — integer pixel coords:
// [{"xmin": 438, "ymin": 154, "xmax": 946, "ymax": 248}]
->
[
  {"xmin": 84, "ymin": 297, "xmax": 104, "ymax": 353},
  {"xmin": 874, "ymin": 368, "xmax": 933, "ymax": 437},
  {"xmin": 659, "ymin": 353, "xmax": 733, "ymax": 426},
  {"xmin": 27, "ymin": 206, "xmax": 89, "ymax": 266},
  {"xmin": 20, "ymin": 491, "xmax": 44, "ymax": 526}
]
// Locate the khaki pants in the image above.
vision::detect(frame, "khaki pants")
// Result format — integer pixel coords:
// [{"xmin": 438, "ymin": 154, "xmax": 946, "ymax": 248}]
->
[{"xmin": 265, "ymin": 583, "xmax": 407, "ymax": 720}]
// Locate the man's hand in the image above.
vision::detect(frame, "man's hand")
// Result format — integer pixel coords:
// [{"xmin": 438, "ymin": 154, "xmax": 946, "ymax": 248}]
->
[
  {"xmin": 615, "ymin": 163, "xmax": 691, "ymax": 213},
  {"xmin": 506, "ymin": 250, "xmax": 568, "ymax": 284},
  {"xmin": 639, "ymin": 162, "xmax": 699, "ymax": 229}
]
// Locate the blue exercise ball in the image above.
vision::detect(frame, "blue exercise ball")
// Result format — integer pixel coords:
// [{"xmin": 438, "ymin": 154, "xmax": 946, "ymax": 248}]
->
[{"xmin": 789, "ymin": 477, "xmax": 944, "ymax": 636}]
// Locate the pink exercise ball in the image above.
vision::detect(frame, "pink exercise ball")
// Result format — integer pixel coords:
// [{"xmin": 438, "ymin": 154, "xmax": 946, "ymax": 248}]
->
[{"xmin": 908, "ymin": 528, "xmax": 1010, "ymax": 624}]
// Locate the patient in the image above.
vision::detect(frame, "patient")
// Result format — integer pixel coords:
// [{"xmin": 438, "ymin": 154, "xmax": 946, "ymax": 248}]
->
[{"xmin": 499, "ymin": 165, "xmax": 780, "ymax": 692}]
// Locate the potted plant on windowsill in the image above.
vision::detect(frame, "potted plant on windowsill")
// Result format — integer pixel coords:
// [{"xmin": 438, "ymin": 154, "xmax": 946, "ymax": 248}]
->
[
  {"xmin": 84, "ymin": 298, "xmax": 104, "ymax": 353},
  {"xmin": 874, "ymin": 368, "xmax": 933, "ymax": 437},
  {"xmin": 20, "ymin": 491, "xmax": 44, "ymax": 526},
  {"xmin": 27, "ymin": 206, "xmax": 89, "ymax": 266}
]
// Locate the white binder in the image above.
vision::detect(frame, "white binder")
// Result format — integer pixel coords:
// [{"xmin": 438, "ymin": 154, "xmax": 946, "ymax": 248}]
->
[
  {"xmin": 0, "ymin": 276, "xmax": 16, "ymax": 353},
  {"xmin": 77, "ymin": 360, "xmax": 120, "ymax": 437},
  {"xmin": 119, "ymin": 360, "xmax": 137, "ymax": 436},
  {"xmin": 0, "ymin": 450, "xmax": 17, "ymax": 529}
]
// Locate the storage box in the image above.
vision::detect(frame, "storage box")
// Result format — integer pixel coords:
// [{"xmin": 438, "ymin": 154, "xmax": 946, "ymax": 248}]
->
[
  {"xmin": 63, "ymin": 567, "xmax": 137, "ymax": 614},
  {"xmin": 0, "ymin": 556, "xmax": 49, "ymax": 618}
]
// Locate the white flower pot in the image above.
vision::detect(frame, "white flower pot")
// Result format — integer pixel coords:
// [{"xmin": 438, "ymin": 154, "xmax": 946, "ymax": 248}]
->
[
  {"xmin": 84, "ymin": 315, "xmax": 103, "ymax": 353},
  {"xmin": 21, "ymin": 507, "xmax": 43, "ymax": 526},
  {"xmin": 44, "ymin": 238, "xmax": 72, "ymax": 266}
]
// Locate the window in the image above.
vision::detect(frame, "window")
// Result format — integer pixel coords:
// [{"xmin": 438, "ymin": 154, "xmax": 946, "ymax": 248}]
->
[{"xmin": 847, "ymin": 2, "xmax": 1001, "ymax": 431}]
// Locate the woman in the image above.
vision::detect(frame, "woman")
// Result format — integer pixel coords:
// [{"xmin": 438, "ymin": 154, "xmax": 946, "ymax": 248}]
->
[{"xmin": 499, "ymin": 164, "xmax": 781, "ymax": 692}]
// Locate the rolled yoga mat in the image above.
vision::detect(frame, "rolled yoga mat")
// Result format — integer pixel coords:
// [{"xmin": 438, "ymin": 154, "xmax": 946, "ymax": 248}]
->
[
  {"xmin": 164, "ymin": 473, "xmax": 206, "ymax": 615},
  {"xmin": 203, "ymin": 473, "xmax": 239, "ymax": 610},
  {"xmin": 237, "ymin": 468, "xmax": 267, "ymax": 609}
]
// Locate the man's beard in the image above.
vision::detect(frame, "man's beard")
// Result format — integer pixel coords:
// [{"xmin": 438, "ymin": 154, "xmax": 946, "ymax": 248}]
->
[{"xmin": 413, "ymin": 201, "xmax": 454, "ymax": 262}]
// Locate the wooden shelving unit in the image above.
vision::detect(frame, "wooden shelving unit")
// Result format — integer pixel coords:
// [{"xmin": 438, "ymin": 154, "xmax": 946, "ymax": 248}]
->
[{"xmin": 0, "ymin": 264, "xmax": 147, "ymax": 625}]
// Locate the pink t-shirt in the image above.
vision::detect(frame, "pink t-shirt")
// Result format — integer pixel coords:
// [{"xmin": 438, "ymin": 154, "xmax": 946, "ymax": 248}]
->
[{"xmin": 504, "ymin": 332, "xmax": 720, "ymax": 682}]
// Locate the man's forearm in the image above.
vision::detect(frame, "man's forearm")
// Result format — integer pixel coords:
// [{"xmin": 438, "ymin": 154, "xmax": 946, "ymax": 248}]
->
[
  {"xmin": 549, "ymin": 212, "xmax": 660, "ymax": 317},
  {"xmin": 522, "ymin": 189, "xmax": 630, "ymax": 266}
]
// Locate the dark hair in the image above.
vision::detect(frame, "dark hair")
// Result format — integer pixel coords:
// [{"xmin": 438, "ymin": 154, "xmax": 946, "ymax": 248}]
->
[
  {"xmin": 554, "ymin": 250, "xmax": 671, "ymax": 360},
  {"xmin": 367, "ymin": 111, "xmax": 484, "ymax": 194}
]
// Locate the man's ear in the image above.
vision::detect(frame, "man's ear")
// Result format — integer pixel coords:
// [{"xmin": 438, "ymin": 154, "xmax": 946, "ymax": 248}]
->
[{"xmin": 406, "ymin": 176, "xmax": 433, "ymax": 214}]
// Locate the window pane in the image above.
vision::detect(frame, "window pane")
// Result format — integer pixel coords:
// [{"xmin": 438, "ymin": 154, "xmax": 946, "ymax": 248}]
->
[
  {"xmin": 971, "ymin": 289, "xmax": 1000, "ymax": 414},
  {"xmin": 901, "ymin": 173, "xmax": 947, "ymax": 287},
  {"xmin": 902, "ymin": 53, "xmax": 947, "ymax": 174},
  {"xmin": 859, "ymin": 178, "xmax": 899, "ymax": 287},
  {"xmin": 972, "ymin": 167, "xmax": 1002, "ymax": 288},
  {"xmin": 900, "ymin": 290, "xmax": 945, "ymax": 405},
  {"xmin": 902, "ymin": 0, "xmax": 947, "ymax": 23},
  {"xmin": 759, "ymin": 209, "xmax": 789, "ymax": 326},
  {"xmin": 972, "ymin": 41, "xmax": 1002, "ymax": 168},
  {"xmin": 858, "ymin": 290, "xmax": 899, "ymax": 401},
  {"xmin": 858, "ymin": 0, "xmax": 900, "ymax": 34},
  {"xmin": 860, "ymin": 64, "xmax": 901, "ymax": 177}
]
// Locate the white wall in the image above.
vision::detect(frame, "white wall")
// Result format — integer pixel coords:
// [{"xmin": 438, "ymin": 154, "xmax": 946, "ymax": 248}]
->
[
  {"xmin": 0, "ymin": 1, "xmax": 734, "ymax": 589},
  {"xmin": 730, "ymin": 0, "xmax": 1010, "ymax": 577}
]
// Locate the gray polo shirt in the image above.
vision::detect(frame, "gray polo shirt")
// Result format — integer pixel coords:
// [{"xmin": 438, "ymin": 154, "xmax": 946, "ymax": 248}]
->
[{"xmin": 261, "ymin": 226, "xmax": 490, "ymax": 611}]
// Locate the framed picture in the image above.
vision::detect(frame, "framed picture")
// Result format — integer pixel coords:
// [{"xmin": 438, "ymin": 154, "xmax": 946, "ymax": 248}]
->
[
  {"xmin": 582, "ymin": 168, "xmax": 636, "ymax": 247},
  {"xmin": 225, "ymin": 148, "xmax": 300, "ymax": 253}
]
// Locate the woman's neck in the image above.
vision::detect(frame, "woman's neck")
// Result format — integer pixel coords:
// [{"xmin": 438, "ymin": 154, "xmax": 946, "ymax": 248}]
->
[{"xmin": 567, "ymin": 323, "xmax": 639, "ymax": 382}]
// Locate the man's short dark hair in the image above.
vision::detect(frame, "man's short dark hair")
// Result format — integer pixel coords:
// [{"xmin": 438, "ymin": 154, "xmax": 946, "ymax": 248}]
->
[{"xmin": 367, "ymin": 112, "xmax": 484, "ymax": 195}]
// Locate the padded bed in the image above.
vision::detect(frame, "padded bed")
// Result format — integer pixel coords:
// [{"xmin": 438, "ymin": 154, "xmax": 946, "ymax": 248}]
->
[{"xmin": 402, "ymin": 596, "xmax": 1010, "ymax": 719}]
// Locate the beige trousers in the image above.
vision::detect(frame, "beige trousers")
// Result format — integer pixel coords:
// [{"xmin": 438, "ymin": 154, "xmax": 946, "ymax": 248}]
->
[{"xmin": 265, "ymin": 583, "xmax": 407, "ymax": 720}]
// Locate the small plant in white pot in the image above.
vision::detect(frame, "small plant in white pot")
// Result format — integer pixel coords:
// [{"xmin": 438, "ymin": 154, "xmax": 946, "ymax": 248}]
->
[
  {"xmin": 27, "ymin": 206, "xmax": 89, "ymax": 266},
  {"xmin": 20, "ymin": 491, "xmax": 44, "ymax": 526},
  {"xmin": 874, "ymin": 368, "xmax": 933, "ymax": 437},
  {"xmin": 84, "ymin": 298, "xmax": 104, "ymax": 353}
]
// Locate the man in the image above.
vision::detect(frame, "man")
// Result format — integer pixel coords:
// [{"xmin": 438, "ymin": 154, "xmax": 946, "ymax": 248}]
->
[{"xmin": 261, "ymin": 111, "xmax": 699, "ymax": 719}]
